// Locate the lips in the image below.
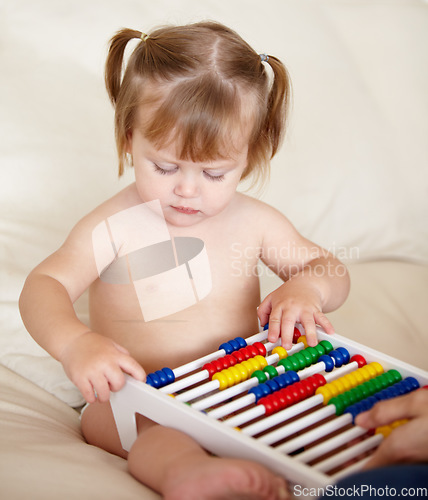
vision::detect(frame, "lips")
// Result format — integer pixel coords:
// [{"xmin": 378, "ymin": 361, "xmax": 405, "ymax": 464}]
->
[{"xmin": 172, "ymin": 206, "xmax": 199, "ymax": 215}]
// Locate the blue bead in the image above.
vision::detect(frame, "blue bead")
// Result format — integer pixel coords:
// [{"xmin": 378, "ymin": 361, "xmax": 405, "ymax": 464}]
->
[
  {"xmin": 155, "ymin": 370, "xmax": 168, "ymax": 387},
  {"xmin": 249, "ymin": 386, "xmax": 266, "ymax": 403},
  {"xmin": 162, "ymin": 367, "xmax": 175, "ymax": 384},
  {"xmin": 146, "ymin": 374, "xmax": 155, "ymax": 387},
  {"xmin": 234, "ymin": 337, "xmax": 247, "ymax": 348},
  {"xmin": 329, "ymin": 350, "xmax": 344, "ymax": 367},
  {"xmin": 266, "ymin": 379, "xmax": 280, "ymax": 393},
  {"xmin": 229, "ymin": 339, "xmax": 240, "ymax": 351},
  {"xmin": 289, "ymin": 371, "xmax": 300, "ymax": 384},
  {"xmin": 336, "ymin": 347, "xmax": 350, "ymax": 364},
  {"xmin": 319, "ymin": 354, "xmax": 334, "ymax": 372},
  {"xmin": 146, "ymin": 373, "xmax": 161, "ymax": 388},
  {"xmin": 263, "ymin": 323, "xmax": 269, "ymax": 331},
  {"xmin": 219, "ymin": 342, "xmax": 233, "ymax": 355}
]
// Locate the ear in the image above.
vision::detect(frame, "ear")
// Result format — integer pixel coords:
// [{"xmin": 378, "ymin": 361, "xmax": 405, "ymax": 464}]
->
[{"xmin": 125, "ymin": 130, "xmax": 133, "ymax": 153}]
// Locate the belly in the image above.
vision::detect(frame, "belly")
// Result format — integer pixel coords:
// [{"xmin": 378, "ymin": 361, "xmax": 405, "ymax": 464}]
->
[{"xmin": 89, "ymin": 277, "xmax": 261, "ymax": 373}]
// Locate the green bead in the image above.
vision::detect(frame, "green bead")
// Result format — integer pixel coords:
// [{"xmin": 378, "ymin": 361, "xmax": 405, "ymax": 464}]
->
[
  {"xmin": 387, "ymin": 369, "xmax": 402, "ymax": 384},
  {"xmin": 307, "ymin": 346, "xmax": 320, "ymax": 362},
  {"xmin": 251, "ymin": 370, "xmax": 268, "ymax": 384},
  {"xmin": 301, "ymin": 349, "xmax": 313, "ymax": 366},
  {"xmin": 278, "ymin": 359, "xmax": 293, "ymax": 371},
  {"xmin": 293, "ymin": 352, "xmax": 306, "ymax": 370},
  {"xmin": 263, "ymin": 365, "xmax": 278, "ymax": 379},
  {"xmin": 313, "ymin": 344, "xmax": 325, "ymax": 357},
  {"xmin": 319, "ymin": 340, "xmax": 334, "ymax": 354}
]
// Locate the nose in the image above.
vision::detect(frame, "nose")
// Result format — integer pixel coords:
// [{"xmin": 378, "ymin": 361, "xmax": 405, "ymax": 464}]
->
[{"xmin": 174, "ymin": 172, "xmax": 199, "ymax": 198}]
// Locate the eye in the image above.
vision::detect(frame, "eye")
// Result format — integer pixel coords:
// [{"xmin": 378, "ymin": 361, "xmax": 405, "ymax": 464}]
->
[
  {"xmin": 204, "ymin": 171, "xmax": 225, "ymax": 182},
  {"xmin": 153, "ymin": 163, "xmax": 177, "ymax": 176}
]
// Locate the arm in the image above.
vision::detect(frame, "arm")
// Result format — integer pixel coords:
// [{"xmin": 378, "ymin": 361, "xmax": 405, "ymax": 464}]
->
[
  {"xmin": 255, "ymin": 203, "xmax": 350, "ymax": 348},
  {"xmin": 19, "ymin": 214, "xmax": 145, "ymax": 403}
]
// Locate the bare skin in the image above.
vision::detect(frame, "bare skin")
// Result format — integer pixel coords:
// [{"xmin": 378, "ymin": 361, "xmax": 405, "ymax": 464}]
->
[{"xmin": 19, "ymin": 122, "xmax": 350, "ymax": 499}]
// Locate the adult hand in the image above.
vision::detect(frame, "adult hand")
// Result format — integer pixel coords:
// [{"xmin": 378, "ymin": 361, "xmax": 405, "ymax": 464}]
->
[{"xmin": 355, "ymin": 388, "xmax": 428, "ymax": 469}]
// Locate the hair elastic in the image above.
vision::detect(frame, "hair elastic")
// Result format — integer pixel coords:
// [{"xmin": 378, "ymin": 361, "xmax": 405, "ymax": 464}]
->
[
  {"xmin": 141, "ymin": 32, "xmax": 149, "ymax": 42},
  {"xmin": 259, "ymin": 53, "xmax": 269, "ymax": 62}
]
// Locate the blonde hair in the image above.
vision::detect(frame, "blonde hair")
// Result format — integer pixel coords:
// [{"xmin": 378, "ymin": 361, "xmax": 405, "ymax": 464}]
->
[{"xmin": 105, "ymin": 21, "xmax": 291, "ymax": 186}]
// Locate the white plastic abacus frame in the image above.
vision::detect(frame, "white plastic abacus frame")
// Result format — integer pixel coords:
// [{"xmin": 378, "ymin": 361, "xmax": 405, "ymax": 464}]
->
[{"xmin": 110, "ymin": 328, "xmax": 428, "ymax": 489}]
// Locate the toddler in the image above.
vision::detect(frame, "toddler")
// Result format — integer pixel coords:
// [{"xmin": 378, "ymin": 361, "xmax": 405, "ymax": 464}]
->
[{"xmin": 20, "ymin": 21, "xmax": 350, "ymax": 500}]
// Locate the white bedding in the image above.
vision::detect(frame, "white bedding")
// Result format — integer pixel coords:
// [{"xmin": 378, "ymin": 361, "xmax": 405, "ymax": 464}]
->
[{"xmin": 1, "ymin": 0, "xmax": 427, "ymax": 498}]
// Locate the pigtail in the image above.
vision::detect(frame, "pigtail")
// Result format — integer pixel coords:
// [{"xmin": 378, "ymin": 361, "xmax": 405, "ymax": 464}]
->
[
  {"xmin": 264, "ymin": 56, "xmax": 292, "ymax": 158},
  {"xmin": 105, "ymin": 28, "xmax": 143, "ymax": 105}
]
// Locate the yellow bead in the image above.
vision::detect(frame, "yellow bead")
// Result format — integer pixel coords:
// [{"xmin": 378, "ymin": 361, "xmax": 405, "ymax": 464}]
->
[
  {"xmin": 228, "ymin": 366, "xmax": 242, "ymax": 385},
  {"xmin": 298, "ymin": 335, "xmax": 308, "ymax": 347},
  {"xmin": 352, "ymin": 369, "xmax": 365, "ymax": 386},
  {"xmin": 255, "ymin": 354, "xmax": 268, "ymax": 370},
  {"xmin": 315, "ymin": 385, "xmax": 334, "ymax": 404},
  {"xmin": 371, "ymin": 362, "xmax": 384, "ymax": 376},
  {"xmin": 213, "ymin": 372, "xmax": 228, "ymax": 390},
  {"xmin": 236, "ymin": 363, "xmax": 249, "ymax": 380},
  {"xmin": 332, "ymin": 379, "xmax": 346, "ymax": 395},
  {"xmin": 375, "ymin": 425, "xmax": 392, "ymax": 438},
  {"xmin": 272, "ymin": 346, "xmax": 288, "ymax": 360},
  {"xmin": 240, "ymin": 360, "xmax": 254, "ymax": 378},
  {"xmin": 340, "ymin": 375, "xmax": 353, "ymax": 391}
]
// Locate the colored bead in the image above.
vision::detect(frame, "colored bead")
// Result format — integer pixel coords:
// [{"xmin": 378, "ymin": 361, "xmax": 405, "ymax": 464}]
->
[
  {"xmin": 319, "ymin": 354, "xmax": 334, "ymax": 372},
  {"xmin": 350, "ymin": 354, "xmax": 367, "ymax": 368},
  {"xmin": 272, "ymin": 346, "xmax": 287, "ymax": 360},
  {"xmin": 162, "ymin": 367, "xmax": 175, "ymax": 384},
  {"xmin": 263, "ymin": 365, "xmax": 278, "ymax": 379},
  {"xmin": 329, "ymin": 349, "xmax": 344, "ymax": 367},
  {"xmin": 313, "ymin": 344, "xmax": 326, "ymax": 358},
  {"xmin": 212, "ymin": 372, "xmax": 229, "ymax": 390},
  {"xmin": 251, "ymin": 370, "xmax": 268, "ymax": 384},
  {"xmin": 319, "ymin": 340, "xmax": 334, "ymax": 354},
  {"xmin": 253, "ymin": 342, "xmax": 267, "ymax": 356},
  {"xmin": 234, "ymin": 337, "xmax": 247, "ymax": 349},
  {"xmin": 297, "ymin": 335, "xmax": 308, "ymax": 347},
  {"xmin": 263, "ymin": 323, "xmax": 269, "ymax": 331},
  {"xmin": 292, "ymin": 327, "xmax": 301, "ymax": 344},
  {"xmin": 231, "ymin": 350, "xmax": 245, "ymax": 363},
  {"xmin": 336, "ymin": 347, "xmax": 350, "ymax": 364},
  {"xmin": 219, "ymin": 342, "xmax": 233, "ymax": 355}
]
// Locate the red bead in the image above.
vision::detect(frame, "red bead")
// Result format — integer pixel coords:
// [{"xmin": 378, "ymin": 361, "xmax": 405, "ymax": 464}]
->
[
  {"xmin": 253, "ymin": 342, "xmax": 267, "ymax": 357},
  {"xmin": 204, "ymin": 362, "xmax": 217, "ymax": 379},
  {"xmin": 231, "ymin": 350, "xmax": 245, "ymax": 363},
  {"xmin": 224, "ymin": 354, "xmax": 237, "ymax": 369},
  {"xmin": 292, "ymin": 328, "xmax": 301, "ymax": 344},
  {"xmin": 247, "ymin": 345, "xmax": 259, "ymax": 358},
  {"xmin": 350, "ymin": 354, "xmax": 367, "ymax": 368},
  {"xmin": 312, "ymin": 373, "xmax": 327, "ymax": 389}
]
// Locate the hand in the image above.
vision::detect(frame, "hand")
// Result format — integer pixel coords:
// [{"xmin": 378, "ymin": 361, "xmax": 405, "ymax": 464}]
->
[
  {"xmin": 257, "ymin": 278, "xmax": 334, "ymax": 349},
  {"xmin": 355, "ymin": 388, "xmax": 428, "ymax": 468},
  {"xmin": 59, "ymin": 331, "xmax": 146, "ymax": 403}
]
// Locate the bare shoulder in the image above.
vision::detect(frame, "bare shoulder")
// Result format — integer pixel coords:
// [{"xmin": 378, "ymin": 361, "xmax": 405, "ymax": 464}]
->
[{"xmin": 233, "ymin": 192, "xmax": 296, "ymax": 232}]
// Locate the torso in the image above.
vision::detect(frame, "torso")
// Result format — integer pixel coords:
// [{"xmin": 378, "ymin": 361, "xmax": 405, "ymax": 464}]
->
[{"xmin": 88, "ymin": 185, "xmax": 265, "ymax": 374}]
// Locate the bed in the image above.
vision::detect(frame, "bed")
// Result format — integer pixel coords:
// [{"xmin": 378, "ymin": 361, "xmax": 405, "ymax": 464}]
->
[{"xmin": 1, "ymin": 0, "xmax": 427, "ymax": 498}]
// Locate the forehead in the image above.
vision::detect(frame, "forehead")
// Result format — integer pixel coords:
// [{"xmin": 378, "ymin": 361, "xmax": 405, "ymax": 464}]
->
[{"xmin": 134, "ymin": 81, "xmax": 257, "ymax": 163}]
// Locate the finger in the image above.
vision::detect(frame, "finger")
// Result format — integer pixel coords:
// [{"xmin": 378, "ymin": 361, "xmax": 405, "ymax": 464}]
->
[
  {"xmin": 267, "ymin": 317, "xmax": 281, "ymax": 344},
  {"xmin": 257, "ymin": 297, "xmax": 272, "ymax": 328},
  {"xmin": 78, "ymin": 378, "xmax": 98, "ymax": 404},
  {"xmin": 356, "ymin": 390, "xmax": 428, "ymax": 429},
  {"xmin": 300, "ymin": 312, "xmax": 318, "ymax": 347},
  {"xmin": 314, "ymin": 311, "xmax": 335, "ymax": 335},
  {"xmin": 280, "ymin": 315, "xmax": 296, "ymax": 350},
  {"xmin": 119, "ymin": 355, "xmax": 146, "ymax": 382},
  {"xmin": 89, "ymin": 374, "xmax": 111, "ymax": 403}
]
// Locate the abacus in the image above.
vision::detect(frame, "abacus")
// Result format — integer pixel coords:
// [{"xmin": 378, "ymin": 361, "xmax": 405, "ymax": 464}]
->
[{"xmin": 110, "ymin": 326, "xmax": 428, "ymax": 489}]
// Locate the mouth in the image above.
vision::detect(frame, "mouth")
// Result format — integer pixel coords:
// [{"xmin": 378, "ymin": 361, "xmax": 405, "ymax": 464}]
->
[{"xmin": 172, "ymin": 206, "xmax": 200, "ymax": 215}]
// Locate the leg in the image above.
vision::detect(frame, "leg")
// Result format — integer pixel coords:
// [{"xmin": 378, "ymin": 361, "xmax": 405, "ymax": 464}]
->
[
  {"xmin": 81, "ymin": 402, "xmax": 289, "ymax": 499},
  {"xmin": 129, "ymin": 418, "xmax": 289, "ymax": 500}
]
